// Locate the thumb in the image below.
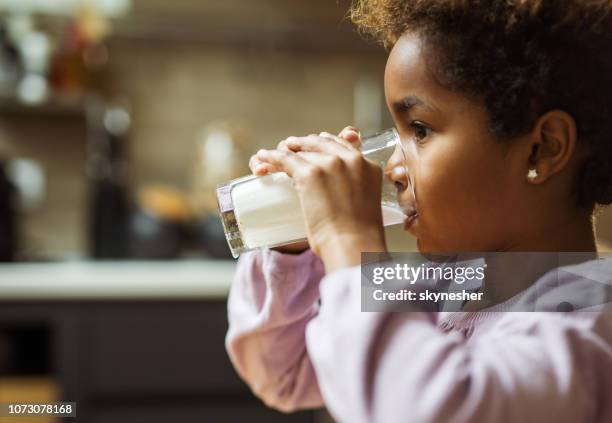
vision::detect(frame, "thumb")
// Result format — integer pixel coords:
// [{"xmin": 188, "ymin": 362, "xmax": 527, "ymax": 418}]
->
[{"xmin": 338, "ymin": 126, "xmax": 362, "ymax": 148}]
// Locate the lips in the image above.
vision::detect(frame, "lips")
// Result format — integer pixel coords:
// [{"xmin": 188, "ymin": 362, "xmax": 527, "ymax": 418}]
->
[
  {"xmin": 403, "ymin": 210, "xmax": 418, "ymax": 229},
  {"xmin": 400, "ymin": 203, "xmax": 418, "ymax": 232}
]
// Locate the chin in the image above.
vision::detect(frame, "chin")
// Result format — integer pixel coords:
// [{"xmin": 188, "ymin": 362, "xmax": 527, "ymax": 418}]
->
[
  {"xmin": 415, "ymin": 238, "xmax": 435, "ymax": 254},
  {"xmin": 415, "ymin": 238, "xmax": 454, "ymax": 255}
]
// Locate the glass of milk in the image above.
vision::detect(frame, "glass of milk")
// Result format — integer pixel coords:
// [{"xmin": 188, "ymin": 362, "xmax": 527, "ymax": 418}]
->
[{"xmin": 216, "ymin": 128, "xmax": 406, "ymax": 257}]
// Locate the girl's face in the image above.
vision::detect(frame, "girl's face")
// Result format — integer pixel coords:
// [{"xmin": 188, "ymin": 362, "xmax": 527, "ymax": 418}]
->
[{"xmin": 385, "ymin": 32, "xmax": 530, "ymax": 253}]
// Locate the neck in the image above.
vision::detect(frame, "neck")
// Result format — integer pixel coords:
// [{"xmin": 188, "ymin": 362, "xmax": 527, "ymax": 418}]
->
[
  {"xmin": 508, "ymin": 207, "xmax": 597, "ymax": 253},
  {"xmin": 468, "ymin": 208, "xmax": 597, "ymax": 310}
]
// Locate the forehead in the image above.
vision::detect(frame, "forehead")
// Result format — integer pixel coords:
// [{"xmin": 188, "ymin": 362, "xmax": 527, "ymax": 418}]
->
[
  {"xmin": 384, "ymin": 32, "xmax": 443, "ymax": 105},
  {"xmin": 385, "ymin": 32, "xmax": 426, "ymax": 83},
  {"xmin": 384, "ymin": 32, "xmax": 483, "ymax": 116}
]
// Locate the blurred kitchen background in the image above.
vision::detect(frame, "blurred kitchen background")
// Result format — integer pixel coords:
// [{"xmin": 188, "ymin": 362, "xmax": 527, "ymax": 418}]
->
[
  {"xmin": 0, "ymin": 1, "xmax": 611, "ymax": 422},
  {"xmin": 0, "ymin": 0, "xmax": 406, "ymax": 262}
]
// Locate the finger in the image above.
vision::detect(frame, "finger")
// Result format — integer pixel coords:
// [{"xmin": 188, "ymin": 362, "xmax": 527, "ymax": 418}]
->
[
  {"xmin": 295, "ymin": 151, "xmax": 334, "ymax": 166},
  {"xmin": 285, "ymin": 135, "xmax": 354, "ymax": 157},
  {"xmin": 277, "ymin": 138, "xmax": 297, "ymax": 152},
  {"xmin": 338, "ymin": 126, "xmax": 362, "ymax": 148},
  {"xmin": 319, "ymin": 132, "xmax": 355, "ymax": 150},
  {"xmin": 255, "ymin": 163, "xmax": 278, "ymax": 175},
  {"xmin": 249, "ymin": 154, "xmax": 278, "ymax": 176},
  {"xmin": 256, "ymin": 148, "xmax": 310, "ymax": 178},
  {"xmin": 249, "ymin": 154, "xmax": 261, "ymax": 173},
  {"xmin": 293, "ymin": 151, "xmax": 351, "ymax": 177}
]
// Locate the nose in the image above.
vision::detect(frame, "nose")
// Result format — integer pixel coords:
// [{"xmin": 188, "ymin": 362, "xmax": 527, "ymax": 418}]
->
[{"xmin": 385, "ymin": 143, "xmax": 411, "ymax": 192}]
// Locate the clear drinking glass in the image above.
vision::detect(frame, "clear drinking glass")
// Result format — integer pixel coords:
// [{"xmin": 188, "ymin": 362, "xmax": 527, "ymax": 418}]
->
[{"xmin": 216, "ymin": 128, "xmax": 405, "ymax": 257}]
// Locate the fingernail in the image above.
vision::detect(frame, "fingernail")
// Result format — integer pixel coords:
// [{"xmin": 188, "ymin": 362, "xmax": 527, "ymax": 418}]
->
[{"xmin": 341, "ymin": 127, "xmax": 359, "ymax": 138}]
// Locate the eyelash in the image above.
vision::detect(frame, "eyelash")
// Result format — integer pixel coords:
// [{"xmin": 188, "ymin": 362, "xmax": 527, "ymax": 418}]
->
[{"xmin": 409, "ymin": 121, "xmax": 431, "ymax": 144}]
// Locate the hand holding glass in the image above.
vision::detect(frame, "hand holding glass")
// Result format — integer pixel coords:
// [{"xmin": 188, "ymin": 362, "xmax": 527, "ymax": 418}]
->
[{"xmin": 216, "ymin": 128, "xmax": 405, "ymax": 257}]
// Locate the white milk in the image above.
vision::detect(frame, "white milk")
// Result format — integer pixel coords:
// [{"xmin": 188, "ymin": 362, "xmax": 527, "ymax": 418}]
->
[
  {"xmin": 232, "ymin": 172, "xmax": 307, "ymax": 249},
  {"xmin": 381, "ymin": 203, "xmax": 406, "ymax": 226},
  {"xmin": 232, "ymin": 172, "xmax": 406, "ymax": 251}
]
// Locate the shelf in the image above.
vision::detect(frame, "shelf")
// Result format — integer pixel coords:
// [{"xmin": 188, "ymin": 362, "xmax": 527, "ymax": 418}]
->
[{"xmin": 0, "ymin": 94, "xmax": 91, "ymax": 119}]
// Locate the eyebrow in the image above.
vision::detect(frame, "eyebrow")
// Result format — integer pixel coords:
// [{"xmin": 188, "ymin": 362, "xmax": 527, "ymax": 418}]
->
[{"xmin": 393, "ymin": 95, "xmax": 437, "ymax": 112}]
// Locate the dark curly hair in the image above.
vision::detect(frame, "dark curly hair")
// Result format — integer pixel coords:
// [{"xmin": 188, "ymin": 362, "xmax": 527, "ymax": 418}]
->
[{"xmin": 351, "ymin": 0, "xmax": 612, "ymax": 208}]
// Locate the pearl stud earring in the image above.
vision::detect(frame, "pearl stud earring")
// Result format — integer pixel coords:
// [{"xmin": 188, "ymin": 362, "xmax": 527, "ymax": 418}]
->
[{"xmin": 527, "ymin": 168, "xmax": 538, "ymax": 181}]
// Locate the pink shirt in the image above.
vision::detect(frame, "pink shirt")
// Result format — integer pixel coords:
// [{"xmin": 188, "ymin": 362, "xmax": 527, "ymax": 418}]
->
[{"xmin": 225, "ymin": 249, "xmax": 612, "ymax": 423}]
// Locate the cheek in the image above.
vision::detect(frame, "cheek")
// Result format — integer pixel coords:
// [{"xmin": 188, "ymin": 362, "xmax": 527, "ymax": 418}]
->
[{"xmin": 414, "ymin": 138, "xmax": 512, "ymax": 250}]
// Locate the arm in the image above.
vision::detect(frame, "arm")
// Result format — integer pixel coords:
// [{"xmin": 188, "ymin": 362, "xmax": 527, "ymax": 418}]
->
[
  {"xmin": 225, "ymin": 248, "xmax": 326, "ymax": 412},
  {"xmin": 306, "ymin": 267, "xmax": 612, "ymax": 423}
]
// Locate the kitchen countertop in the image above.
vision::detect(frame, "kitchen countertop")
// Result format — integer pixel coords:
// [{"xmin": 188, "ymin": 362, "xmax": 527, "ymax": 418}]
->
[{"xmin": 0, "ymin": 260, "xmax": 237, "ymax": 301}]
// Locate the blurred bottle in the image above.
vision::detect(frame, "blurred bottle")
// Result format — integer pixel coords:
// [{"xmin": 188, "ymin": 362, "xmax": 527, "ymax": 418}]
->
[
  {"xmin": 0, "ymin": 22, "xmax": 22, "ymax": 98},
  {"xmin": 2, "ymin": 14, "xmax": 51, "ymax": 104},
  {"xmin": 86, "ymin": 101, "xmax": 132, "ymax": 259},
  {"xmin": 49, "ymin": 5, "xmax": 110, "ymax": 95},
  {"xmin": 0, "ymin": 160, "xmax": 18, "ymax": 262}
]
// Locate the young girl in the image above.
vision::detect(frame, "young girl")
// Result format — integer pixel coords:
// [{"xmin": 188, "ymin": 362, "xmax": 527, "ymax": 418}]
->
[{"xmin": 225, "ymin": 1, "xmax": 612, "ymax": 422}]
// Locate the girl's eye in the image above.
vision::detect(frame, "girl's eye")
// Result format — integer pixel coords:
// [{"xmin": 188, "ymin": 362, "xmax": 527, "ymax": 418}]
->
[{"xmin": 410, "ymin": 122, "xmax": 430, "ymax": 144}]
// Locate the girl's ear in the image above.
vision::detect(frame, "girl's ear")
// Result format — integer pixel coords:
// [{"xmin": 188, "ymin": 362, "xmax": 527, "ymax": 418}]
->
[{"xmin": 525, "ymin": 110, "xmax": 577, "ymax": 184}]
